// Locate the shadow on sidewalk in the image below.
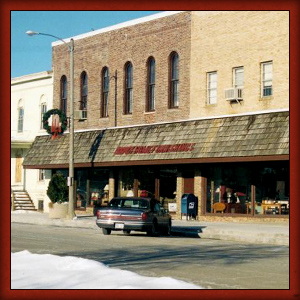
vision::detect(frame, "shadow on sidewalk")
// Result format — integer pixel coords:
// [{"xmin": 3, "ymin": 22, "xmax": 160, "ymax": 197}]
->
[{"xmin": 170, "ymin": 226, "xmax": 206, "ymax": 238}]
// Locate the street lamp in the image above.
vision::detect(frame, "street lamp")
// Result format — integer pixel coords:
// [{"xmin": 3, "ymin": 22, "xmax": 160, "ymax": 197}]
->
[{"xmin": 27, "ymin": 30, "xmax": 75, "ymax": 219}]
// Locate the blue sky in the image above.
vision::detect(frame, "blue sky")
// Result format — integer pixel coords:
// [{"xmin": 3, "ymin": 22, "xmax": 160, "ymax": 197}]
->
[{"xmin": 11, "ymin": 11, "xmax": 162, "ymax": 78}]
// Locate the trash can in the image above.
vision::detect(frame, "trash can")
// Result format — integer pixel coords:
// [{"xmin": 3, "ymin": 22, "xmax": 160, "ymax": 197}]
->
[{"xmin": 181, "ymin": 194, "xmax": 198, "ymax": 220}]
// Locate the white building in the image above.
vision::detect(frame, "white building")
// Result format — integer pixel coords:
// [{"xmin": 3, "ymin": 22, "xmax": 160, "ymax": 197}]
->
[{"xmin": 11, "ymin": 71, "xmax": 53, "ymax": 212}]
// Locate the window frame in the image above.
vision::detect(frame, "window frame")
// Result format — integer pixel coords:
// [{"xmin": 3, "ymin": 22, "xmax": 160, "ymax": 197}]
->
[
  {"xmin": 124, "ymin": 62, "xmax": 133, "ymax": 115},
  {"xmin": 261, "ymin": 61, "xmax": 273, "ymax": 97},
  {"xmin": 146, "ymin": 57, "xmax": 156, "ymax": 112},
  {"xmin": 60, "ymin": 75, "xmax": 67, "ymax": 116},
  {"xmin": 80, "ymin": 71, "xmax": 88, "ymax": 118},
  {"xmin": 40, "ymin": 103, "xmax": 47, "ymax": 129},
  {"xmin": 101, "ymin": 67, "xmax": 109, "ymax": 118},
  {"xmin": 233, "ymin": 67, "xmax": 244, "ymax": 88},
  {"xmin": 38, "ymin": 169, "xmax": 45, "ymax": 181},
  {"xmin": 169, "ymin": 52, "xmax": 179, "ymax": 109},
  {"xmin": 17, "ymin": 107, "xmax": 24, "ymax": 133},
  {"xmin": 207, "ymin": 71, "xmax": 218, "ymax": 105}
]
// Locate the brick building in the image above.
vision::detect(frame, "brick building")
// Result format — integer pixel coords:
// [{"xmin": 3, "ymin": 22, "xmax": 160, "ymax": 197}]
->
[{"xmin": 24, "ymin": 11, "xmax": 289, "ymax": 219}]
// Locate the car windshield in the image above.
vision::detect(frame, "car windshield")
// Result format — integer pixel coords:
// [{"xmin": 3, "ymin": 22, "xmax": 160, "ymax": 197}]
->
[{"xmin": 108, "ymin": 198, "xmax": 149, "ymax": 209}]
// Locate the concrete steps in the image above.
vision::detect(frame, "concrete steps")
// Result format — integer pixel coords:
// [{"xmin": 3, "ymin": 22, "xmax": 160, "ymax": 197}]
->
[{"xmin": 12, "ymin": 191, "xmax": 36, "ymax": 211}]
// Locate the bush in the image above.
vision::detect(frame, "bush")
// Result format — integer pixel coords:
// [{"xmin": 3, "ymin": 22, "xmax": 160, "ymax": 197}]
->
[{"xmin": 47, "ymin": 174, "xmax": 68, "ymax": 203}]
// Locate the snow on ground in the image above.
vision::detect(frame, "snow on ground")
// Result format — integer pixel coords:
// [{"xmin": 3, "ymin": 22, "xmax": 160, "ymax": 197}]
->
[{"xmin": 11, "ymin": 251, "xmax": 202, "ymax": 289}]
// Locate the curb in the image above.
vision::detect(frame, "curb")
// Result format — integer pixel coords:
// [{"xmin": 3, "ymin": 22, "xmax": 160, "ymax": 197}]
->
[{"xmin": 11, "ymin": 212, "xmax": 289, "ymax": 246}]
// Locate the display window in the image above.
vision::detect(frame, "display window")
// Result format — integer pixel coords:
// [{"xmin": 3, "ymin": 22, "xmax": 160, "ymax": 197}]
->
[{"xmin": 205, "ymin": 162, "xmax": 289, "ymax": 216}]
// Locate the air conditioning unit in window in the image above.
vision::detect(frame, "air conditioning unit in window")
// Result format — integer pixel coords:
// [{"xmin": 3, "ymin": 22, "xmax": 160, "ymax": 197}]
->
[
  {"xmin": 225, "ymin": 88, "xmax": 243, "ymax": 103},
  {"xmin": 74, "ymin": 110, "xmax": 87, "ymax": 120}
]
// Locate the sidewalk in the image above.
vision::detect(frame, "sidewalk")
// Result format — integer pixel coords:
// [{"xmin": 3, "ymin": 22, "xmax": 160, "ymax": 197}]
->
[{"xmin": 11, "ymin": 211, "xmax": 289, "ymax": 246}]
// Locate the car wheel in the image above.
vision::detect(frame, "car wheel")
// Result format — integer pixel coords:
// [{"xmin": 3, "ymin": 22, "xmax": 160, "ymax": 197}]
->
[
  {"xmin": 123, "ymin": 230, "xmax": 131, "ymax": 235},
  {"xmin": 102, "ymin": 228, "xmax": 111, "ymax": 235},
  {"xmin": 147, "ymin": 220, "xmax": 158, "ymax": 236}
]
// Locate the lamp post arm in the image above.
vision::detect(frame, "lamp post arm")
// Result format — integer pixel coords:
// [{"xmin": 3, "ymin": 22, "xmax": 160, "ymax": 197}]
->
[{"xmin": 35, "ymin": 32, "xmax": 68, "ymax": 45}]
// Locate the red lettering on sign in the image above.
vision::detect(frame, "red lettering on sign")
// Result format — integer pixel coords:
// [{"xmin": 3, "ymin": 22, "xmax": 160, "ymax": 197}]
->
[{"xmin": 114, "ymin": 143, "xmax": 196, "ymax": 155}]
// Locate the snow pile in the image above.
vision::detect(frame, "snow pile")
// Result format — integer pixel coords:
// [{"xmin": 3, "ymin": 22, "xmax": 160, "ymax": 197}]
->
[{"xmin": 11, "ymin": 251, "xmax": 202, "ymax": 289}]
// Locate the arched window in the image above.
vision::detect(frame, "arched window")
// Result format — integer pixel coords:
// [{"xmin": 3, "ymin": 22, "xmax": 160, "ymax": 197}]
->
[
  {"xmin": 146, "ymin": 57, "xmax": 155, "ymax": 112},
  {"xmin": 169, "ymin": 52, "xmax": 179, "ymax": 108},
  {"xmin": 40, "ymin": 95, "xmax": 47, "ymax": 130},
  {"xmin": 60, "ymin": 76, "xmax": 67, "ymax": 116},
  {"xmin": 80, "ymin": 71, "xmax": 88, "ymax": 118},
  {"xmin": 101, "ymin": 67, "xmax": 109, "ymax": 118},
  {"xmin": 17, "ymin": 107, "xmax": 24, "ymax": 133},
  {"xmin": 124, "ymin": 62, "xmax": 133, "ymax": 114}
]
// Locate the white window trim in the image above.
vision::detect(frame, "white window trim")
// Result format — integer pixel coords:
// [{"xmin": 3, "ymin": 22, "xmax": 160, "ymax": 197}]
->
[
  {"xmin": 40, "ymin": 103, "xmax": 47, "ymax": 129},
  {"xmin": 207, "ymin": 71, "xmax": 218, "ymax": 105},
  {"xmin": 233, "ymin": 67, "xmax": 244, "ymax": 89},
  {"xmin": 17, "ymin": 107, "xmax": 24, "ymax": 133},
  {"xmin": 261, "ymin": 61, "xmax": 273, "ymax": 98},
  {"xmin": 38, "ymin": 169, "xmax": 45, "ymax": 182}
]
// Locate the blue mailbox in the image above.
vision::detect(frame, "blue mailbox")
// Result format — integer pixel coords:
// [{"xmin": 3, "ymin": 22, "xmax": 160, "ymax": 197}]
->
[{"xmin": 181, "ymin": 194, "xmax": 198, "ymax": 220}]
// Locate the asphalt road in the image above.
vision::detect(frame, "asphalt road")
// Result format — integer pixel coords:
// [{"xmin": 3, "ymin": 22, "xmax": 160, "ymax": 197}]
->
[{"xmin": 11, "ymin": 223, "xmax": 289, "ymax": 289}]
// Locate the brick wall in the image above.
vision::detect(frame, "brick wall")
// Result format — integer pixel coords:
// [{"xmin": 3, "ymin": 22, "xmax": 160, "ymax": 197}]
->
[
  {"xmin": 52, "ymin": 12, "xmax": 192, "ymax": 131},
  {"xmin": 190, "ymin": 11, "xmax": 289, "ymax": 118},
  {"xmin": 52, "ymin": 11, "xmax": 289, "ymax": 131}
]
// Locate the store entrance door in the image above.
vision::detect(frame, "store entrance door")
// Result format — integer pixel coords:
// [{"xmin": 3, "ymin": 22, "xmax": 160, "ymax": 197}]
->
[
  {"xmin": 15, "ymin": 157, "xmax": 22, "ymax": 183},
  {"xmin": 184, "ymin": 177, "xmax": 194, "ymax": 194}
]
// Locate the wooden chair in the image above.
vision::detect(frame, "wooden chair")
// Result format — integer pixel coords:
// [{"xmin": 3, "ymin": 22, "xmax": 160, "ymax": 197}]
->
[{"xmin": 212, "ymin": 202, "xmax": 226, "ymax": 213}]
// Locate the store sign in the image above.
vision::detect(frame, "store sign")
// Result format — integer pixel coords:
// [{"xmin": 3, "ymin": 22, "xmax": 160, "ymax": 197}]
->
[{"xmin": 114, "ymin": 143, "xmax": 196, "ymax": 155}]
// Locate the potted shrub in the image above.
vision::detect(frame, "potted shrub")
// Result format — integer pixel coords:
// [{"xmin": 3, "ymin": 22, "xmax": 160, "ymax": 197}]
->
[{"xmin": 47, "ymin": 174, "xmax": 69, "ymax": 218}]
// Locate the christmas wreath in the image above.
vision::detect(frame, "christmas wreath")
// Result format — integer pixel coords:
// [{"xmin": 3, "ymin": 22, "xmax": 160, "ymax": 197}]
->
[{"xmin": 43, "ymin": 109, "xmax": 68, "ymax": 135}]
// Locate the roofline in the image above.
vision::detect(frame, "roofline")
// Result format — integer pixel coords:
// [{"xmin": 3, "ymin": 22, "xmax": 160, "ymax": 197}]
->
[
  {"xmin": 78, "ymin": 107, "xmax": 290, "ymax": 133},
  {"xmin": 35, "ymin": 108, "xmax": 289, "ymax": 137},
  {"xmin": 11, "ymin": 70, "xmax": 53, "ymax": 84},
  {"xmin": 52, "ymin": 11, "xmax": 184, "ymax": 46}
]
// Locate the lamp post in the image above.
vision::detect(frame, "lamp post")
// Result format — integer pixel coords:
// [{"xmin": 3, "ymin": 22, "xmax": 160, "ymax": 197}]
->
[{"xmin": 26, "ymin": 31, "xmax": 75, "ymax": 219}]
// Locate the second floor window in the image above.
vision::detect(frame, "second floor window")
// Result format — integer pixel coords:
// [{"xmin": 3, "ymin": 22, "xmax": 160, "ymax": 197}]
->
[
  {"xmin": 233, "ymin": 67, "xmax": 244, "ymax": 88},
  {"xmin": 40, "ymin": 103, "xmax": 47, "ymax": 129},
  {"xmin": 169, "ymin": 52, "xmax": 179, "ymax": 108},
  {"xmin": 101, "ymin": 67, "xmax": 109, "ymax": 118},
  {"xmin": 18, "ymin": 107, "xmax": 24, "ymax": 133},
  {"xmin": 146, "ymin": 57, "xmax": 155, "ymax": 112},
  {"xmin": 80, "ymin": 72, "xmax": 88, "ymax": 118},
  {"xmin": 124, "ymin": 62, "xmax": 133, "ymax": 114},
  {"xmin": 207, "ymin": 71, "xmax": 218, "ymax": 105},
  {"xmin": 262, "ymin": 61, "xmax": 273, "ymax": 97},
  {"xmin": 60, "ymin": 76, "xmax": 67, "ymax": 116}
]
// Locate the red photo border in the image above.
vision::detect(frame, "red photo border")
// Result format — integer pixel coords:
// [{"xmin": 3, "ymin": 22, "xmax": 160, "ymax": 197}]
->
[{"xmin": 2, "ymin": 0, "xmax": 299, "ymax": 299}]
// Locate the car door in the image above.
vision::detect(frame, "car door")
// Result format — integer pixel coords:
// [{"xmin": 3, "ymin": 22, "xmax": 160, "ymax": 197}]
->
[{"xmin": 154, "ymin": 202, "xmax": 168, "ymax": 227}]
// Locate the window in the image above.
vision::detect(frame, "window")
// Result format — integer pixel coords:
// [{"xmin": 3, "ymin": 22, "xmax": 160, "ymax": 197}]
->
[
  {"xmin": 124, "ymin": 62, "xmax": 133, "ymax": 114},
  {"xmin": 262, "ymin": 61, "xmax": 273, "ymax": 97},
  {"xmin": 233, "ymin": 67, "xmax": 244, "ymax": 88},
  {"xmin": 169, "ymin": 52, "xmax": 179, "ymax": 108},
  {"xmin": 80, "ymin": 71, "xmax": 88, "ymax": 118},
  {"xmin": 40, "ymin": 103, "xmax": 47, "ymax": 129},
  {"xmin": 60, "ymin": 76, "xmax": 67, "ymax": 115},
  {"xmin": 146, "ymin": 57, "xmax": 155, "ymax": 112},
  {"xmin": 207, "ymin": 72, "xmax": 218, "ymax": 104},
  {"xmin": 101, "ymin": 67, "xmax": 109, "ymax": 118},
  {"xmin": 18, "ymin": 107, "xmax": 24, "ymax": 132},
  {"xmin": 39, "ymin": 169, "xmax": 45, "ymax": 181}
]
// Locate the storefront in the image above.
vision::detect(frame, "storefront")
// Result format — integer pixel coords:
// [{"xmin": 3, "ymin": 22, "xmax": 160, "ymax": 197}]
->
[{"xmin": 23, "ymin": 111, "xmax": 289, "ymax": 219}]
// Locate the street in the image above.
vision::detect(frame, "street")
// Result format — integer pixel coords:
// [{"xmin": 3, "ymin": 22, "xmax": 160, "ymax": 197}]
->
[{"xmin": 11, "ymin": 223, "xmax": 289, "ymax": 289}]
